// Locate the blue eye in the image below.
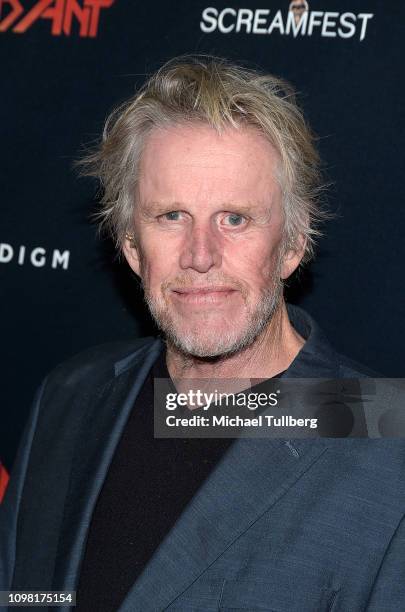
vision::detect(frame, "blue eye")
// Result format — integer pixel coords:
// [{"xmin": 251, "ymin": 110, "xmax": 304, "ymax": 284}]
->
[
  {"xmin": 225, "ymin": 214, "xmax": 245, "ymax": 226},
  {"xmin": 164, "ymin": 211, "xmax": 181, "ymax": 221}
]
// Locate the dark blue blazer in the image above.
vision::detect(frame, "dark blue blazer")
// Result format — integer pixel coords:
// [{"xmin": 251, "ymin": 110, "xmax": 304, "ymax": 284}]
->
[{"xmin": 1, "ymin": 305, "xmax": 405, "ymax": 611}]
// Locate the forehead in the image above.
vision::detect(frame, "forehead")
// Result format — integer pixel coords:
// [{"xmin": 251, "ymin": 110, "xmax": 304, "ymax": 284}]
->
[{"xmin": 138, "ymin": 123, "xmax": 282, "ymax": 206}]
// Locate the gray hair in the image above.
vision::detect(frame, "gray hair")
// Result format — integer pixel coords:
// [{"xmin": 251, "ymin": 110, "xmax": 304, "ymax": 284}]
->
[{"xmin": 79, "ymin": 55, "xmax": 327, "ymax": 264}]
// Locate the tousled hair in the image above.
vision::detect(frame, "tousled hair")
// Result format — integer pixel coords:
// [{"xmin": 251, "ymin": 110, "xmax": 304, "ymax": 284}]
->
[{"xmin": 79, "ymin": 55, "xmax": 328, "ymax": 264}]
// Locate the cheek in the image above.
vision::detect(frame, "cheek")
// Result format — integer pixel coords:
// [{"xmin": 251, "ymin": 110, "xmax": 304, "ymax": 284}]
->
[
  {"xmin": 140, "ymin": 238, "xmax": 178, "ymax": 286},
  {"xmin": 224, "ymin": 239, "xmax": 281, "ymax": 286}
]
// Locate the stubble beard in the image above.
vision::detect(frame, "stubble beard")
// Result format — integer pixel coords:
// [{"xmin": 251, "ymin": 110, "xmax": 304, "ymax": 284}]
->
[{"xmin": 142, "ymin": 269, "xmax": 285, "ymax": 360}]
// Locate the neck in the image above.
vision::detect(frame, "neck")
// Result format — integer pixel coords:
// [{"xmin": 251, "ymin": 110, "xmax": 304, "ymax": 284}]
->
[{"xmin": 165, "ymin": 302, "xmax": 305, "ymax": 381}]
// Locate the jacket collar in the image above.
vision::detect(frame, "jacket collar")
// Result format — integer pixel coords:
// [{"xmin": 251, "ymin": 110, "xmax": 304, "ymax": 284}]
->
[{"xmin": 283, "ymin": 304, "xmax": 341, "ymax": 379}]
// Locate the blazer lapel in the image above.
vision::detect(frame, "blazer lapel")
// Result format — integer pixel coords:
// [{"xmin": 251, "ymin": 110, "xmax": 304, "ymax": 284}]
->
[
  {"xmin": 118, "ymin": 435, "xmax": 328, "ymax": 611},
  {"xmin": 52, "ymin": 338, "xmax": 163, "ymax": 600}
]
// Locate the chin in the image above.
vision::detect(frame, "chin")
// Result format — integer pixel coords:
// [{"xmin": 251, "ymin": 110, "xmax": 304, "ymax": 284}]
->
[
  {"xmin": 169, "ymin": 338, "xmax": 241, "ymax": 359},
  {"xmin": 166, "ymin": 322, "xmax": 259, "ymax": 359}
]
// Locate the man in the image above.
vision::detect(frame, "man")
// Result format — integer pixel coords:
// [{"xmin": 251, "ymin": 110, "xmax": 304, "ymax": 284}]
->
[{"xmin": 1, "ymin": 56, "xmax": 405, "ymax": 611}]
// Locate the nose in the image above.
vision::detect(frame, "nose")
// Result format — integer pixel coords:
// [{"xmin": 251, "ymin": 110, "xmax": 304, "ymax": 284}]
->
[{"xmin": 179, "ymin": 221, "xmax": 222, "ymax": 273}]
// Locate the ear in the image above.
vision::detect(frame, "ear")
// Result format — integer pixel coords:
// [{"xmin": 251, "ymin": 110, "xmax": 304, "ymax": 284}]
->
[
  {"xmin": 280, "ymin": 234, "xmax": 306, "ymax": 280},
  {"xmin": 122, "ymin": 234, "xmax": 141, "ymax": 277}
]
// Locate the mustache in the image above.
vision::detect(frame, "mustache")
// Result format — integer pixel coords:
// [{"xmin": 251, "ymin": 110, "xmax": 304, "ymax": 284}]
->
[{"xmin": 161, "ymin": 275, "xmax": 248, "ymax": 296}]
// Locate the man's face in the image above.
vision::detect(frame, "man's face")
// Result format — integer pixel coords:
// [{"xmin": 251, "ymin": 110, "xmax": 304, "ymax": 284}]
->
[
  {"xmin": 289, "ymin": 0, "xmax": 308, "ymax": 25},
  {"xmin": 123, "ymin": 124, "xmax": 303, "ymax": 357}
]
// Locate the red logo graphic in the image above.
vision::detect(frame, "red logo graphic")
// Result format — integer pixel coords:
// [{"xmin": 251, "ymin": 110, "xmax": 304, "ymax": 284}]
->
[
  {"xmin": 0, "ymin": 0, "xmax": 114, "ymax": 37},
  {"xmin": 0, "ymin": 461, "xmax": 9, "ymax": 503}
]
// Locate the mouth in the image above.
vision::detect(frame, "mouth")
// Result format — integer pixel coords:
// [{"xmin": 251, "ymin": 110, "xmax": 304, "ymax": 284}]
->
[{"xmin": 171, "ymin": 286, "xmax": 238, "ymax": 304}]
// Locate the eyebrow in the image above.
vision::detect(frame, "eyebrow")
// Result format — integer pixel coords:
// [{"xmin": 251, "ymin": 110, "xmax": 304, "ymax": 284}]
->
[
  {"xmin": 140, "ymin": 201, "xmax": 271, "ymax": 216},
  {"xmin": 141, "ymin": 202, "xmax": 184, "ymax": 215}
]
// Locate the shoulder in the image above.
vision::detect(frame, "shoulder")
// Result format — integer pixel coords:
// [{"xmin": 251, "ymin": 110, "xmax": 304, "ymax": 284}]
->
[
  {"xmin": 43, "ymin": 336, "xmax": 159, "ymax": 391},
  {"xmin": 28, "ymin": 335, "xmax": 162, "ymax": 445},
  {"xmin": 286, "ymin": 304, "xmax": 382, "ymax": 379},
  {"xmin": 335, "ymin": 352, "xmax": 381, "ymax": 378}
]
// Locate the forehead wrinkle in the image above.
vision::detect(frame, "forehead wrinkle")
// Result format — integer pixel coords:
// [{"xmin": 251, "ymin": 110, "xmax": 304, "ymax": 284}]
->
[{"xmin": 170, "ymin": 149, "xmax": 250, "ymax": 167}]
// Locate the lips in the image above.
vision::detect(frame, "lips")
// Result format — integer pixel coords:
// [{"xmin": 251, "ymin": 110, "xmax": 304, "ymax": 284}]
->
[
  {"xmin": 172, "ymin": 286, "xmax": 236, "ymax": 295},
  {"xmin": 171, "ymin": 286, "xmax": 238, "ymax": 304}
]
